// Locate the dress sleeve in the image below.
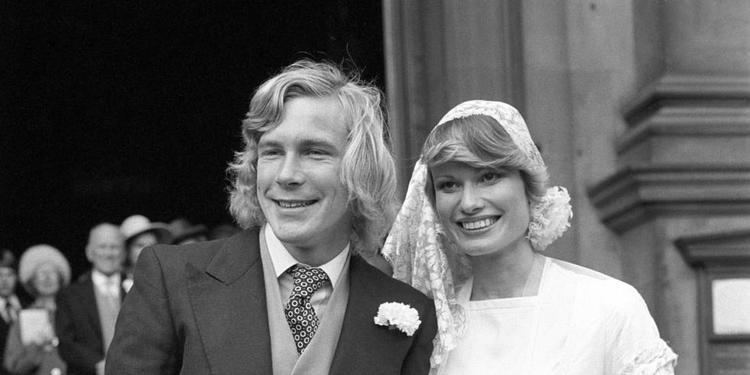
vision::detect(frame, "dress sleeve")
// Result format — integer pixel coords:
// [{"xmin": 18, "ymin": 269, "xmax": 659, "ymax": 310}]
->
[
  {"xmin": 605, "ymin": 284, "xmax": 677, "ymax": 375},
  {"xmin": 4, "ymin": 321, "xmax": 43, "ymax": 374}
]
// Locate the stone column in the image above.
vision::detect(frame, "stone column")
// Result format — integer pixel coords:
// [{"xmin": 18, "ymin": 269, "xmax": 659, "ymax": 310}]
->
[
  {"xmin": 588, "ymin": 1, "xmax": 750, "ymax": 373},
  {"xmin": 383, "ymin": 0, "xmax": 524, "ymax": 194}
]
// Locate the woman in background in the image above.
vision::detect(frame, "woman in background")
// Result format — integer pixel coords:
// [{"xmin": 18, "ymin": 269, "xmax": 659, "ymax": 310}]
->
[
  {"xmin": 4, "ymin": 245, "xmax": 70, "ymax": 375},
  {"xmin": 383, "ymin": 100, "xmax": 677, "ymax": 374}
]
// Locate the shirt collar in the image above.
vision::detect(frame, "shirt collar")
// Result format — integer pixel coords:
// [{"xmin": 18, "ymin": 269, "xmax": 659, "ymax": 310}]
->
[
  {"xmin": 264, "ymin": 224, "xmax": 349, "ymax": 287},
  {"xmin": 0, "ymin": 295, "xmax": 19, "ymax": 309},
  {"xmin": 91, "ymin": 270, "xmax": 121, "ymax": 291}
]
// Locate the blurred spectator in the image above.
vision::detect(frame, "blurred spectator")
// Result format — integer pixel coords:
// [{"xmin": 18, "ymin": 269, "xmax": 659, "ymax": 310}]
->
[
  {"xmin": 168, "ymin": 218, "xmax": 207, "ymax": 245},
  {"xmin": 0, "ymin": 250, "xmax": 21, "ymax": 375},
  {"xmin": 118, "ymin": 215, "xmax": 171, "ymax": 291},
  {"xmin": 4, "ymin": 245, "xmax": 70, "ymax": 375},
  {"xmin": 207, "ymin": 223, "xmax": 240, "ymax": 241},
  {"xmin": 55, "ymin": 224, "xmax": 124, "ymax": 375}
]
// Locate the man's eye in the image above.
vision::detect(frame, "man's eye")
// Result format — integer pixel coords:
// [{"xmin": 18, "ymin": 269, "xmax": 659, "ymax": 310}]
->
[
  {"xmin": 259, "ymin": 149, "xmax": 280, "ymax": 157},
  {"xmin": 307, "ymin": 148, "xmax": 330, "ymax": 156}
]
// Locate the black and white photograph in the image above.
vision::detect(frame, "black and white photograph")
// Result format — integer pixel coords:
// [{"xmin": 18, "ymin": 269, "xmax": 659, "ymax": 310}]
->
[{"xmin": 2, "ymin": 1, "xmax": 748, "ymax": 374}]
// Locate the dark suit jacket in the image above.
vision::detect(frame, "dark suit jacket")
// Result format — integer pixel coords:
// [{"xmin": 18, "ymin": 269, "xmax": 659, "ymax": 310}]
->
[
  {"xmin": 105, "ymin": 229, "xmax": 437, "ymax": 375},
  {"xmin": 0, "ymin": 315, "xmax": 10, "ymax": 375},
  {"xmin": 56, "ymin": 272, "xmax": 125, "ymax": 375},
  {"xmin": 0, "ymin": 297, "xmax": 21, "ymax": 375}
]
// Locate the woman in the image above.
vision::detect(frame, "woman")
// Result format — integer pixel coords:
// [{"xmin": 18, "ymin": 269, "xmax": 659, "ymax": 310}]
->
[
  {"xmin": 119, "ymin": 215, "xmax": 171, "ymax": 292},
  {"xmin": 4, "ymin": 245, "xmax": 70, "ymax": 375},
  {"xmin": 382, "ymin": 100, "xmax": 677, "ymax": 374}
]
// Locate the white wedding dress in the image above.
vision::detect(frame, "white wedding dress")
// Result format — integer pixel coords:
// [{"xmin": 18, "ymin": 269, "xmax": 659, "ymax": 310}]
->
[{"xmin": 438, "ymin": 257, "xmax": 677, "ymax": 375}]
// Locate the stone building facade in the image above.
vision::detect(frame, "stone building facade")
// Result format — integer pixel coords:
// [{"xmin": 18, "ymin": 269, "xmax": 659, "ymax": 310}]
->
[{"xmin": 382, "ymin": 1, "xmax": 750, "ymax": 374}]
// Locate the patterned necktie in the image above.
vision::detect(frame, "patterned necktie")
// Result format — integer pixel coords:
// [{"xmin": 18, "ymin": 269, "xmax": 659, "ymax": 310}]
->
[{"xmin": 284, "ymin": 264, "xmax": 329, "ymax": 354}]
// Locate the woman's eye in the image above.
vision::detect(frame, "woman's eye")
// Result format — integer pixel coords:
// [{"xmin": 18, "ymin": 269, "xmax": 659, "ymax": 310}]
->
[
  {"xmin": 436, "ymin": 181, "xmax": 459, "ymax": 192},
  {"xmin": 481, "ymin": 172, "xmax": 501, "ymax": 184}
]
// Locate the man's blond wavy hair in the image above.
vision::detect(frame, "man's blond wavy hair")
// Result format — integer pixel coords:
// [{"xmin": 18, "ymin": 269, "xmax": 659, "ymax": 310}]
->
[{"xmin": 227, "ymin": 60, "xmax": 398, "ymax": 254}]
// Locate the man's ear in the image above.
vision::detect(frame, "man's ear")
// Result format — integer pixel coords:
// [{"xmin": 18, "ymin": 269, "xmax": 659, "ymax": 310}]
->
[{"xmin": 85, "ymin": 244, "xmax": 94, "ymax": 263}]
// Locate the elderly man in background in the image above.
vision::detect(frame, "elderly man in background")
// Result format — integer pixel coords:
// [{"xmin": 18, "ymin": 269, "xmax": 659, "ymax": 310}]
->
[{"xmin": 56, "ymin": 223, "xmax": 125, "ymax": 375}]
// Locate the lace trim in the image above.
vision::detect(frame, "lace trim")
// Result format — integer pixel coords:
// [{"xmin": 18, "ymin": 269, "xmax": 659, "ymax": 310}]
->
[{"xmin": 619, "ymin": 339, "xmax": 678, "ymax": 375}]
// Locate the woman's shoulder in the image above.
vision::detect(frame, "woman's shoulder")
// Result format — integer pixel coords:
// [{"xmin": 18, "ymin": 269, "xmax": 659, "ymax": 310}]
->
[{"xmin": 546, "ymin": 258, "xmax": 648, "ymax": 316}]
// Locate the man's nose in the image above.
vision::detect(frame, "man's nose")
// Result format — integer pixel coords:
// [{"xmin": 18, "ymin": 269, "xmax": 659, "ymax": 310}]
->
[{"xmin": 275, "ymin": 155, "xmax": 304, "ymax": 187}]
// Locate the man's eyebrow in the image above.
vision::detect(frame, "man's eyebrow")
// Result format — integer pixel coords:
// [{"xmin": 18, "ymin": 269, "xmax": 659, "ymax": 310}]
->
[
  {"xmin": 257, "ymin": 137, "xmax": 341, "ymax": 150},
  {"xmin": 257, "ymin": 138, "xmax": 282, "ymax": 148},
  {"xmin": 299, "ymin": 138, "xmax": 338, "ymax": 149}
]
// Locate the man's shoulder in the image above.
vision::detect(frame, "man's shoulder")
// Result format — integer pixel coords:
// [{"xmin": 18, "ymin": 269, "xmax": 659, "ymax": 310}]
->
[
  {"xmin": 144, "ymin": 229, "xmax": 260, "ymax": 272},
  {"xmin": 65, "ymin": 273, "xmax": 93, "ymax": 291},
  {"xmin": 57, "ymin": 274, "xmax": 93, "ymax": 303},
  {"xmin": 349, "ymin": 256, "xmax": 431, "ymax": 305}
]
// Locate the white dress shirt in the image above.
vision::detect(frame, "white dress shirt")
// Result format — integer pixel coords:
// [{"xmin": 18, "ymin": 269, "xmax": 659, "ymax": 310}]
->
[
  {"xmin": 0, "ymin": 295, "xmax": 21, "ymax": 322},
  {"xmin": 91, "ymin": 270, "xmax": 121, "ymax": 298},
  {"xmin": 264, "ymin": 224, "xmax": 349, "ymax": 321}
]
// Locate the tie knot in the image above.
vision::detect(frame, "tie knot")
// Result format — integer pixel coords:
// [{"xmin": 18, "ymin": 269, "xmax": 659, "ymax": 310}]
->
[{"xmin": 287, "ymin": 265, "xmax": 329, "ymax": 298}]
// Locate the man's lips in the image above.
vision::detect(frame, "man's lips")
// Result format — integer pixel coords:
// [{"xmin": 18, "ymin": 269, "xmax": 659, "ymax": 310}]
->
[{"xmin": 274, "ymin": 199, "xmax": 317, "ymax": 208}]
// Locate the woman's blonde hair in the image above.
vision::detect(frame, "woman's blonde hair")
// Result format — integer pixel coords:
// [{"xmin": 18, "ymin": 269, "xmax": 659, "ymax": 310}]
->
[
  {"xmin": 227, "ymin": 60, "xmax": 398, "ymax": 254},
  {"xmin": 421, "ymin": 114, "xmax": 549, "ymax": 206}
]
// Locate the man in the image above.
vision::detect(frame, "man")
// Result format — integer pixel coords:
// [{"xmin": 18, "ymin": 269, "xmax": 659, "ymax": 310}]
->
[
  {"xmin": 106, "ymin": 60, "xmax": 437, "ymax": 374},
  {"xmin": 57, "ymin": 223, "xmax": 126, "ymax": 375},
  {"xmin": 0, "ymin": 249, "xmax": 21, "ymax": 375}
]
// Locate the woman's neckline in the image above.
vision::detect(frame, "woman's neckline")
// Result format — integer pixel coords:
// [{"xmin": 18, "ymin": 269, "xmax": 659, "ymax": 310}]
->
[{"xmin": 465, "ymin": 256, "xmax": 551, "ymax": 303}]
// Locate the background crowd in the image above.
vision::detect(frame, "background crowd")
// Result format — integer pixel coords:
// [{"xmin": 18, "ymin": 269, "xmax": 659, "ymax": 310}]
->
[{"xmin": 0, "ymin": 215, "xmax": 239, "ymax": 375}]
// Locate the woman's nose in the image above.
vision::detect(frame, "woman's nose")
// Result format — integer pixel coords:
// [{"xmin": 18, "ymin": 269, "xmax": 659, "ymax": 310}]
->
[{"xmin": 459, "ymin": 184, "xmax": 483, "ymax": 214}]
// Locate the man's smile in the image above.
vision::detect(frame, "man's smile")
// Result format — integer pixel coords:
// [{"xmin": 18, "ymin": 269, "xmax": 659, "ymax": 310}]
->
[{"xmin": 274, "ymin": 199, "xmax": 317, "ymax": 209}]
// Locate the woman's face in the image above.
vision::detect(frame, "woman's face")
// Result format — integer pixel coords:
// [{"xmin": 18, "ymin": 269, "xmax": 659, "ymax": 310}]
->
[
  {"xmin": 32, "ymin": 262, "xmax": 61, "ymax": 297},
  {"xmin": 128, "ymin": 232, "xmax": 158, "ymax": 266},
  {"xmin": 432, "ymin": 162, "xmax": 530, "ymax": 257}
]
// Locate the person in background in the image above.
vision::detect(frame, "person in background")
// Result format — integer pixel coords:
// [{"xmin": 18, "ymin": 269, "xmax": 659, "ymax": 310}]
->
[
  {"xmin": 167, "ymin": 218, "xmax": 208, "ymax": 245},
  {"xmin": 4, "ymin": 244, "xmax": 70, "ymax": 375},
  {"xmin": 0, "ymin": 250, "xmax": 22, "ymax": 375},
  {"xmin": 56, "ymin": 224, "xmax": 125, "ymax": 375},
  {"xmin": 118, "ymin": 215, "xmax": 171, "ymax": 292},
  {"xmin": 383, "ymin": 100, "xmax": 677, "ymax": 374}
]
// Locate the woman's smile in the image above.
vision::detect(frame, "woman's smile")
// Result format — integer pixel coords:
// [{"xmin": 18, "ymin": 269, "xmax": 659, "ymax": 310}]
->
[{"xmin": 457, "ymin": 216, "xmax": 500, "ymax": 231}]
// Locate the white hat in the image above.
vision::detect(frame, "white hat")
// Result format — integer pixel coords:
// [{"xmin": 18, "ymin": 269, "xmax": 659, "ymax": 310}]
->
[
  {"xmin": 19, "ymin": 244, "xmax": 71, "ymax": 292},
  {"xmin": 120, "ymin": 215, "xmax": 172, "ymax": 244}
]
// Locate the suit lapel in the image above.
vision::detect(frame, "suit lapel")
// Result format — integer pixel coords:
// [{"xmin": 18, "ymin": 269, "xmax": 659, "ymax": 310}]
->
[
  {"xmin": 186, "ymin": 229, "xmax": 272, "ymax": 374},
  {"xmin": 80, "ymin": 275, "xmax": 104, "ymax": 349},
  {"xmin": 330, "ymin": 257, "xmax": 413, "ymax": 375}
]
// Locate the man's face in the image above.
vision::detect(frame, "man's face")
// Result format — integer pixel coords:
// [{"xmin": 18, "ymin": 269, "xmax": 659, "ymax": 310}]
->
[
  {"xmin": 0, "ymin": 267, "xmax": 16, "ymax": 298},
  {"xmin": 87, "ymin": 225, "xmax": 125, "ymax": 276},
  {"xmin": 256, "ymin": 96, "xmax": 353, "ymax": 263}
]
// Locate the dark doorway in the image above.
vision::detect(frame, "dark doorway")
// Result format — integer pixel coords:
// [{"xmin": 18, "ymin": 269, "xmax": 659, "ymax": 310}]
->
[{"xmin": 1, "ymin": 1, "xmax": 384, "ymax": 276}]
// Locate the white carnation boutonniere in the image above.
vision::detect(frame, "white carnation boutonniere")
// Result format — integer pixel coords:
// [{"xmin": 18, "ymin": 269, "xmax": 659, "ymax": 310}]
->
[{"xmin": 373, "ymin": 302, "xmax": 421, "ymax": 336}]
